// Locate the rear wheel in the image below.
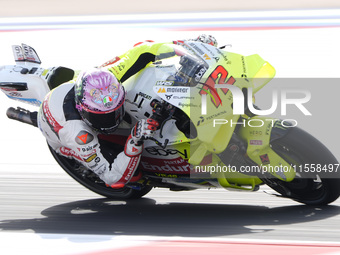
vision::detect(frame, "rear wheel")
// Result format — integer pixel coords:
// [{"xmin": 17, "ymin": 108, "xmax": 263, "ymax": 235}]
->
[
  {"xmin": 263, "ymin": 127, "xmax": 340, "ymax": 205},
  {"xmin": 49, "ymin": 145, "xmax": 152, "ymax": 199}
]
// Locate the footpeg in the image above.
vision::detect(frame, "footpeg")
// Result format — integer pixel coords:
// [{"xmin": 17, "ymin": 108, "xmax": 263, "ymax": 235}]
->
[{"xmin": 6, "ymin": 107, "xmax": 38, "ymax": 127}]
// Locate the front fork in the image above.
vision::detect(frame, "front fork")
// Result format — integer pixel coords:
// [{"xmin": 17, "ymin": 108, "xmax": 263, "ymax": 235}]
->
[{"xmin": 237, "ymin": 116, "xmax": 296, "ymax": 182}]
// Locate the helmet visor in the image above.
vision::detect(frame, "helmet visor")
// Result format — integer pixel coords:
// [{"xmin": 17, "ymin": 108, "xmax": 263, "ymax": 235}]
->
[{"xmin": 81, "ymin": 104, "xmax": 124, "ymax": 134}]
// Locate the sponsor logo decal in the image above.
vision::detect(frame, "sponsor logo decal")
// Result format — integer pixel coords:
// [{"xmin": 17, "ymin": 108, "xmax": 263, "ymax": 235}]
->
[
  {"xmin": 260, "ymin": 154, "xmax": 270, "ymax": 165},
  {"xmin": 84, "ymin": 153, "xmax": 97, "ymax": 163},
  {"xmin": 76, "ymin": 131, "xmax": 94, "ymax": 145},
  {"xmin": 157, "ymin": 87, "xmax": 166, "ymax": 93},
  {"xmin": 42, "ymin": 93, "xmax": 63, "ymax": 138},
  {"xmin": 203, "ymin": 54, "xmax": 211, "ymax": 60},
  {"xmin": 165, "ymin": 94, "xmax": 173, "ymax": 100},
  {"xmin": 145, "ymin": 147, "xmax": 189, "ymax": 159},
  {"xmin": 140, "ymin": 157, "xmax": 191, "ymax": 174},
  {"xmin": 157, "ymin": 87, "xmax": 189, "ymax": 94},
  {"xmin": 60, "ymin": 147, "xmax": 82, "ymax": 161},
  {"xmin": 123, "ymin": 156, "xmax": 139, "ymax": 181},
  {"xmin": 250, "ymin": 140, "xmax": 263, "ymax": 145},
  {"xmin": 156, "ymin": 81, "xmax": 174, "ymax": 86}
]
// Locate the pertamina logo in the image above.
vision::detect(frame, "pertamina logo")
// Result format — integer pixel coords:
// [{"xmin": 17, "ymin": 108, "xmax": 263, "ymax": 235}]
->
[{"xmin": 203, "ymin": 54, "xmax": 211, "ymax": 60}]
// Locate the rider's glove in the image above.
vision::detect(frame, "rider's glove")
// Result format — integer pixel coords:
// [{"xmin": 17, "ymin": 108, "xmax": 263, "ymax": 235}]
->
[
  {"xmin": 131, "ymin": 118, "xmax": 159, "ymax": 146},
  {"xmin": 192, "ymin": 34, "xmax": 218, "ymax": 47}
]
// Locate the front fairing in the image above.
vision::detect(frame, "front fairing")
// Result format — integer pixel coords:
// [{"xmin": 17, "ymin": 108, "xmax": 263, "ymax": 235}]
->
[{"xmin": 124, "ymin": 41, "xmax": 276, "ymax": 166}]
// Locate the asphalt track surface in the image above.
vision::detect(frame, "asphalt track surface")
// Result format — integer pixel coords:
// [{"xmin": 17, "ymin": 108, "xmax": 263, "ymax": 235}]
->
[
  {"xmin": 2, "ymin": 167, "xmax": 340, "ymax": 241},
  {"xmin": 1, "ymin": 4, "xmax": 340, "ymax": 255}
]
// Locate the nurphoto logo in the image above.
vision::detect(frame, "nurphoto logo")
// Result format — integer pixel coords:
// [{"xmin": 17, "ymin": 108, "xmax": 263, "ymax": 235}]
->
[{"xmin": 200, "ymin": 85, "xmax": 312, "ymax": 127}]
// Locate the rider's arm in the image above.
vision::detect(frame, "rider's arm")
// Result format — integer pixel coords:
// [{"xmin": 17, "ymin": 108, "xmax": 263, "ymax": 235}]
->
[
  {"xmin": 58, "ymin": 120, "xmax": 142, "ymax": 187},
  {"xmin": 105, "ymin": 42, "xmax": 175, "ymax": 82},
  {"xmin": 104, "ymin": 34, "xmax": 217, "ymax": 83}
]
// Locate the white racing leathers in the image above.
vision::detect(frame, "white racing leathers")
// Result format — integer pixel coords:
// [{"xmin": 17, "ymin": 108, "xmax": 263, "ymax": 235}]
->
[{"xmin": 37, "ymin": 82, "xmax": 142, "ymax": 187}]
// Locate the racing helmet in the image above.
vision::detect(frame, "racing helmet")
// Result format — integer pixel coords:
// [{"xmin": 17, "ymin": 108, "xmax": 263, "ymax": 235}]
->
[{"xmin": 75, "ymin": 69, "xmax": 125, "ymax": 134}]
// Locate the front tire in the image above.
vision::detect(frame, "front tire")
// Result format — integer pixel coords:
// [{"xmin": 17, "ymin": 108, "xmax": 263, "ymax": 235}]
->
[
  {"xmin": 49, "ymin": 145, "xmax": 152, "ymax": 199},
  {"xmin": 264, "ymin": 126, "xmax": 340, "ymax": 205}
]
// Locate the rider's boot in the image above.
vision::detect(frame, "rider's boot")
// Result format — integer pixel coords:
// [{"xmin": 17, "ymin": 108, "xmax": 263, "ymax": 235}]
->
[
  {"xmin": 217, "ymin": 133, "xmax": 255, "ymax": 173},
  {"xmin": 6, "ymin": 107, "xmax": 38, "ymax": 127}
]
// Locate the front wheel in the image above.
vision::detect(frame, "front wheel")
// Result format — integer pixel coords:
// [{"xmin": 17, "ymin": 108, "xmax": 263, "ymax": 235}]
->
[
  {"xmin": 49, "ymin": 145, "xmax": 152, "ymax": 199},
  {"xmin": 264, "ymin": 127, "xmax": 340, "ymax": 205}
]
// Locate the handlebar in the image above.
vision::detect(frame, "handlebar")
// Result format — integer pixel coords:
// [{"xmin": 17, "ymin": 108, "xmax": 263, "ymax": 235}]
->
[
  {"xmin": 150, "ymin": 99, "xmax": 175, "ymax": 138},
  {"xmin": 136, "ymin": 99, "xmax": 174, "ymax": 149}
]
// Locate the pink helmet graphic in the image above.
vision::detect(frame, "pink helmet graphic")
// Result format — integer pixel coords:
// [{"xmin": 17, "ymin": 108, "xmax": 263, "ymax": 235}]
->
[{"xmin": 75, "ymin": 69, "xmax": 125, "ymax": 134}]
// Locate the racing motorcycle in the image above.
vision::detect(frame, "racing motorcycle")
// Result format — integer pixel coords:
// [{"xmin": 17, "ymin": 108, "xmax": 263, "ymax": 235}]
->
[{"xmin": 1, "ymin": 42, "xmax": 339, "ymax": 205}]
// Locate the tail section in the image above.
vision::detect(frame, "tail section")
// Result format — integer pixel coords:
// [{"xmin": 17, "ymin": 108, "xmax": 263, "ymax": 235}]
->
[
  {"xmin": 0, "ymin": 44, "xmax": 74, "ymax": 106},
  {"xmin": 12, "ymin": 44, "xmax": 41, "ymax": 67}
]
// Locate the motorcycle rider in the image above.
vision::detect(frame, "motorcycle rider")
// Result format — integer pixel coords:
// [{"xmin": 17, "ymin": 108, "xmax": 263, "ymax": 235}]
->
[{"xmin": 10, "ymin": 34, "xmax": 217, "ymax": 188}]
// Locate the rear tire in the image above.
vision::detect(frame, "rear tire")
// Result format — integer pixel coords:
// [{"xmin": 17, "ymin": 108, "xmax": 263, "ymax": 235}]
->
[
  {"xmin": 49, "ymin": 145, "xmax": 152, "ymax": 199},
  {"xmin": 264, "ymin": 126, "xmax": 340, "ymax": 205}
]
